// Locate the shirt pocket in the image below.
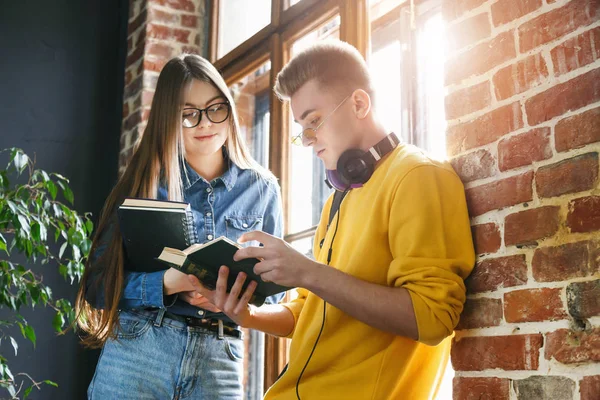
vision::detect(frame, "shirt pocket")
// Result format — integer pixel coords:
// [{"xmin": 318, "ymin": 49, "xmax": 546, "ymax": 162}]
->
[{"xmin": 225, "ymin": 215, "xmax": 264, "ymax": 247}]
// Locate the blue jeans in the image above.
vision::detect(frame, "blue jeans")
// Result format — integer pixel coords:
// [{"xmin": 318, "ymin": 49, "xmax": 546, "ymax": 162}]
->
[{"xmin": 87, "ymin": 309, "xmax": 244, "ymax": 399}]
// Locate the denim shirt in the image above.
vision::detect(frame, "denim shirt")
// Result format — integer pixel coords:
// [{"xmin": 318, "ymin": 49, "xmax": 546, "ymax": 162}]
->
[{"xmin": 87, "ymin": 159, "xmax": 284, "ymax": 321}]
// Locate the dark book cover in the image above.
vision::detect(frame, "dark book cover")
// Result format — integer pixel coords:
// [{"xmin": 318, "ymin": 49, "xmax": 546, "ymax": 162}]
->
[
  {"xmin": 158, "ymin": 237, "xmax": 290, "ymax": 307},
  {"xmin": 117, "ymin": 198, "xmax": 197, "ymax": 272}
]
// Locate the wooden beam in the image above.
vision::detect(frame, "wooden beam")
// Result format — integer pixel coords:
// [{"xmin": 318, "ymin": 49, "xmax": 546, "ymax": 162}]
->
[
  {"xmin": 340, "ymin": 0, "xmax": 370, "ymax": 60},
  {"xmin": 208, "ymin": 0, "xmax": 219, "ymax": 63}
]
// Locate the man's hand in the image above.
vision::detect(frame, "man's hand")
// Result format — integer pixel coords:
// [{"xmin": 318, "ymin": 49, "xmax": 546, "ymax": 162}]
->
[
  {"xmin": 187, "ymin": 266, "xmax": 258, "ymax": 327},
  {"xmin": 234, "ymin": 231, "xmax": 320, "ymax": 288}
]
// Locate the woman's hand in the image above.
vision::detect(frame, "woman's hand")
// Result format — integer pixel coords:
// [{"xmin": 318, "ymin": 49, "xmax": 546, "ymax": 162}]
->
[
  {"xmin": 164, "ymin": 268, "xmax": 221, "ymax": 311},
  {"xmin": 178, "ymin": 290, "xmax": 221, "ymax": 312},
  {"xmin": 163, "ymin": 268, "xmax": 195, "ymax": 295}
]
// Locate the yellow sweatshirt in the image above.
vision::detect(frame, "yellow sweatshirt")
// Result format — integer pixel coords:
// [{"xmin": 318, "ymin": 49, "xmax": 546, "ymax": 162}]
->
[{"xmin": 264, "ymin": 144, "xmax": 475, "ymax": 400}]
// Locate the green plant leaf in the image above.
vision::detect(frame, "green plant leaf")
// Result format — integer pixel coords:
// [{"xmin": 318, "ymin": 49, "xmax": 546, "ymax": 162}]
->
[
  {"xmin": 17, "ymin": 215, "xmax": 31, "ymax": 238},
  {"xmin": 52, "ymin": 312, "xmax": 64, "ymax": 332},
  {"xmin": 24, "ymin": 386, "xmax": 33, "ymax": 398},
  {"xmin": 14, "ymin": 152, "xmax": 29, "ymax": 173},
  {"xmin": 59, "ymin": 242, "xmax": 68, "ymax": 259},
  {"xmin": 9, "ymin": 336, "xmax": 18, "ymax": 356},
  {"xmin": 43, "ymin": 380, "xmax": 58, "ymax": 387},
  {"xmin": 46, "ymin": 181, "xmax": 57, "ymax": 200},
  {"xmin": 62, "ymin": 183, "xmax": 75, "ymax": 205},
  {"xmin": 24, "ymin": 324, "xmax": 36, "ymax": 347}
]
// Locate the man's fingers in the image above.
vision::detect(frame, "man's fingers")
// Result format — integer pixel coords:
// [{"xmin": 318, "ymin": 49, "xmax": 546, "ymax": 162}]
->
[
  {"xmin": 237, "ymin": 230, "xmax": 275, "ymax": 245},
  {"xmin": 234, "ymin": 281, "xmax": 257, "ymax": 315},
  {"xmin": 233, "ymin": 246, "xmax": 267, "ymax": 261}
]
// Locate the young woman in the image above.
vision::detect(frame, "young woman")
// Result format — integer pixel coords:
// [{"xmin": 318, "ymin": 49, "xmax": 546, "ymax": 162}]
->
[{"xmin": 76, "ymin": 54, "xmax": 283, "ymax": 399}]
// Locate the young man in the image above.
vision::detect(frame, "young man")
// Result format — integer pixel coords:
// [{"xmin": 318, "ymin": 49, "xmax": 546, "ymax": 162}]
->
[{"xmin": 189, "ymin": 40, "xmax": 475, "ymax": 399}]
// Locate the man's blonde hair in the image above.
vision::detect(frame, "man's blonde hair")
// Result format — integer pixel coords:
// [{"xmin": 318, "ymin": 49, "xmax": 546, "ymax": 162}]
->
[{"xmin": 274, "ymin": 40, "xmax": 375, "ymax": 103}]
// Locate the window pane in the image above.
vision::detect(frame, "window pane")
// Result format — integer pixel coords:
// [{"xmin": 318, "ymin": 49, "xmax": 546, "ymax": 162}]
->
[
  {"xmin": 370, "ymin": 4, "xmax": 411, "ymax": 144},
  {"xmin": 229, "ymin": 61, "xmax": 271, "ymax": 168},
  {"xmin": 227, "ymin": 61, "xmax": 271, "ymax": 400},
  {"xmin": 218, "ymin": 0, "xmax": 271, "ymax": 59},
  {"xmin": 415, "ymin": 11, "xmax": 447, "ymax": 160},
  {"xmin": 285, "ymin": 0, "xmax": 302, "ymax": 9},
  {"xmin": 287, "ymin": 16, "xmax": 340, "ymax": 234}
]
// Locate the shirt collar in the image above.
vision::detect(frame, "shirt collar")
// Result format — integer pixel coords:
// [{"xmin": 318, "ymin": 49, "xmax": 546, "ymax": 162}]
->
[{"xmin": 182, "ymin": 156, "xmax": 239, "ymax": 192}]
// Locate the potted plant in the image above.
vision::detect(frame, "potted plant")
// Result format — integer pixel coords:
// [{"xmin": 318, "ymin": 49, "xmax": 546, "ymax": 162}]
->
[{"xmin": 0, "ymin": 148, "xmax": 93, "ymax": 399}]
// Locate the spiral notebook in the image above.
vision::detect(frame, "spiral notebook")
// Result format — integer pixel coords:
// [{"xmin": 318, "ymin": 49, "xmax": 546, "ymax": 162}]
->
[{"xmin": 118, "ymin": 198, "xmax": 198, "ymax": 272}]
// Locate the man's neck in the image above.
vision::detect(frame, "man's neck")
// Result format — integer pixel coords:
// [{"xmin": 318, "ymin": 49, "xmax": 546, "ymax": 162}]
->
[
  {"xmin": 357, "ymin": 120, "xmax": 391, "ymax": 152},
  {"xmin": 186, "ymin": 149, "xmax": 226, "ymax": 182}
]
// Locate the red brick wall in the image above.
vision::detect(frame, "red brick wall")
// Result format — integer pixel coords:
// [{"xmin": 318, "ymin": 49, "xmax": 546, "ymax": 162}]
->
[
  {"xmin": 120, "ymin": 0, "xmax": 207, "ymax": 173},
  {"xmin": 444, "ymin": 0, "xmax": 600, "ymax": 398}
]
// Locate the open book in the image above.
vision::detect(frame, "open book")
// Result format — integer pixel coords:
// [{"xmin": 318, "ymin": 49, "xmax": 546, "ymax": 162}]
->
[{"xmin": 157, "ymin": 236, "xmax": 290, "ymax": 307}]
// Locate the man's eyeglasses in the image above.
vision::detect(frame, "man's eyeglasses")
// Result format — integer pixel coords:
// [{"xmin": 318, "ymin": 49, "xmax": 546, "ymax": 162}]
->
[
  {"xmin": 182, "ymin": 102, "xmax": 230, "ymax": 128},
  {"xmin": 291, "ymin": 95, "xmax": 350, "ymax": 146}
]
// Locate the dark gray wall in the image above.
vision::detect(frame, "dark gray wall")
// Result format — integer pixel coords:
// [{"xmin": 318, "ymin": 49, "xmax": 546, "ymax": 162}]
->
[{"xmin": 0, "ymin": 1, "xmax": 127, "ymax": 398}]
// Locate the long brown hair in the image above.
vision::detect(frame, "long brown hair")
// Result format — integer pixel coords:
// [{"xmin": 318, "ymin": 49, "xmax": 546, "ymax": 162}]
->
[{"xmin": 75, "ymin": 54, "xmax": 273, "ymax": 348}]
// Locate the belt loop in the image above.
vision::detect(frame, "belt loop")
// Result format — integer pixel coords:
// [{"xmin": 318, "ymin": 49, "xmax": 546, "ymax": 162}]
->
[
  {"xmin": 217, "ymin": 319, "xmax": 224, "ymax": 340},
  {"xmin": 154, "ymin": 308, "xmax": 166, "ymax": 327}
]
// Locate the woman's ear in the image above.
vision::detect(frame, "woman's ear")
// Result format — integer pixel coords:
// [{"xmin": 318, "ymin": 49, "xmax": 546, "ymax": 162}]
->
[{"xmin": 351, "ymin": 89, "xmax": 371, "ymax": 120}]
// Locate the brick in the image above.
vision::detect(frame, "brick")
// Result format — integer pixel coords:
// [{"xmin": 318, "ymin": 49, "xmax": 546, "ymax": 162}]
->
[
  {"xmin": 514, "ymin": 376, "xmax": 575, "ymax": 400},
  {"xmin": 525, "ymin": 67, "xmax": 600, "ymax": 125},
  {"xmin": 128, "ymin": 7, "xmax": 147, "ymax": 35},
  {"xmin": 567, "ymin": 196, "xmax": 600, "ymax": 233},
  {"xmin": 471, "ymin": 223, "xmax": 501, "ymax": 255},
  {"xmin": 452, "ymin": 334, "xmax": 543, "ymax": 371},
  {"xmin": 181, "ymin": 14, "xmax": 198, "ymax": 28},
  {"xmin": 447, "ymin": 102, "xmax": 523, "ymax": 156},
  {"xmin": 545, "ymin": 328, "xmax": 600, "ymax": 364},
  {"xmin": 124, "ymin": 75, "xmax": 143, "ymax": 99},
  {"xmin": 445, "ymin": 81, "xmax": 492, "ymax": 120},
  {"xmin": 518, "ymin": 0, "xmax": 599, "ymax": 53},
  {"xmin": 446, "ymin": 31, "xmax": 516, "ymax": 86},
  {"xmin": 498, "ymin": 127, "xmax": 552, "ymax": 171},
  {"xmin": 491, "ymin": 0, "xmax": 543, "ymax": 27},
  {"xmin": 150, "ymin": 0, "xmax": 195, "ymax": 12},
  {"xmin": 142, "ymin": 90, "xmax": 154, "ymax": 108},
  {"xmin": 492, "ymin": 53, "xmax": 549, "ymax": 100},
  {"xmin": 447, "ymin": 13, "xmax": 491, "ymax": 51},
  {"xmin": 567, "ymin": 279, "xmax": 600, "ymax": 319},
  {"xmin": 149, "ymin": 8, "xmax": 179, "ymax": 25},
  {"xmin": 126, "ymin": 44, "xmax": 145, "ymax": 67},
  {"xmin": 451, "ymin": 149, "xmax": 496, "ymax": 183},
  {"xmin": 442, "ymin": 0, "xmax": 487, "ymax": 21},
  {"xmin": 456, "ymin": 298, "xmax": 503, "ymax": 329},
  {"xmin": 123, "ymin": 111, "xmax": 141, "ymax": 131},
  {"xmin": 147, "ymin": 23, "xmax": 191, "ymax": 44},
  {"xmin": 125, "ymin": 70, "xmax": 133, "ymax": 86},
  {"xmin": 581, "ymin": 375, "xmax": 600, "ymax": 400},
  {"xmin": 123, "ymin": 102, "xmax": 130, "ymax": 119},
  {"xmin": 132, "ymin": 93, "xmax": 142, "ymax": 111},
  {"xmin": 466, "ymin": 171, "xmax": 533, "ymax": 217},
  {"xmin": 147, "ymin": 43, "xmax": 174, "ymax": 59},
  {"xmin": 536, "ymin": 153, "xmax": 599, "ymax": 198},
  {"xmin": 453, "ymin": 377, "xmax": 510, "ymax": 400},
  {"xmin": 555, "ymin": 107, "xmax": 600, "ymax": 152},
  {"xmin": 504, "ymin": 288, "xmax": 566, "ymax": 323},
  {"xmin": 552, "ymin": 26, "xmax": 600, "ymax": 76},
  {"xmin": 144, "ymin": 58, "xmax": 167, "ymax": 73},
  {"xmin": 505, "ymin": 206, "xmax": 560, "ymax": 246},
  {"xmin": 532, "ymin": 241, "xmax": 591, "ymax": 282},
  {"xmin": 466, "ymin": 254, "xmax": 528, "ymax": 293}
]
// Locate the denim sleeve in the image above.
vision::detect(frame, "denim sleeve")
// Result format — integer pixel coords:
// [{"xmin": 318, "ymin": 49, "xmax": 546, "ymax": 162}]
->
[
  {"xmin": 85, "ymin": 219, "xmax": 176, "ymax": 310},
  {"xmin": 262, "ymin": 180, "xmax": 286, "ymax": 305}
]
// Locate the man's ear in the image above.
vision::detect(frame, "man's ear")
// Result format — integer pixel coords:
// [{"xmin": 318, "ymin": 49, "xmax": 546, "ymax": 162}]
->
[{"xmin": 350, "ymin": 89, "xmax": 371, "ymax": 120}]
